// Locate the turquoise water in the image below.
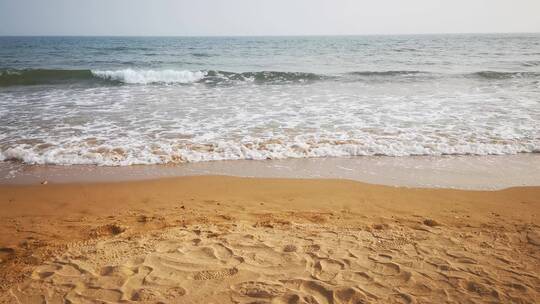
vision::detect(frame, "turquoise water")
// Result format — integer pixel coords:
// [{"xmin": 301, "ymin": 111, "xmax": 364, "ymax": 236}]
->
[{"xmin": 0, "ymin": 34, "xmax": 539, "ymax": 165}]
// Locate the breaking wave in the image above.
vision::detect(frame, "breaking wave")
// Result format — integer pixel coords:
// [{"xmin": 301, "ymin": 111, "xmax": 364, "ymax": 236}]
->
[
  {"xmin": 348, "ymin": 70, "xmax": 424, "ymax": 76},
  {"xmin": 1, "ymin": 139, "xmax": 538, "ymax": 166},
  {"xmin": 0, "ymin": 69, "xmax": 324, "ymax": 86},
  {"xmin": 2, "ymin": 69, "xmax": 540, "ymax": 87},
  {"xmin": 92, "ymin": 69, "xmax": 206, "ymax": 84}
]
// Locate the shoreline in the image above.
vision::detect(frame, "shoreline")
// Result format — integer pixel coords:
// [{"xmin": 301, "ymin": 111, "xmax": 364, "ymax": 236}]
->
[
  {"xmin": 2, "ymin": 154, "xmax": 540, "ymax": 190},
  {"xmin": 1, "ymin": 175, "xmax": 539, "ymax": 303}
]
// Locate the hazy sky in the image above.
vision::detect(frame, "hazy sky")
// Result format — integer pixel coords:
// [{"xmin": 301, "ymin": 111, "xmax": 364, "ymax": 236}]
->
[{"xmin": 1, "ymin": 0, "xmax": 539, "ymax": 36}]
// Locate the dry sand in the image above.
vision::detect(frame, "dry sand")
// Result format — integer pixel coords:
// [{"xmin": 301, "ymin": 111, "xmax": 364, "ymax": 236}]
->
[{"xmin": 0, "ymin": 176, "xmax": 539, "ymax": 303}]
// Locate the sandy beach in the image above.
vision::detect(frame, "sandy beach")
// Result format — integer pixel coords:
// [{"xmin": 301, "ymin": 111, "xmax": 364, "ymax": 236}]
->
[
  {"xmin": 0, "ymin": 176, "xmax": 538, "ymax": 303},
  {"xmin": 2, "ymin": 2, "xmax": 540, "ymax": 303}
]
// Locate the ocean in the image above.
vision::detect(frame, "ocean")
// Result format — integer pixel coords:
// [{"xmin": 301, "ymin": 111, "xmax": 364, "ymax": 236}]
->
[{"xmin": 0, "ymin": 34, "xmax": 539, "ymax": 166}]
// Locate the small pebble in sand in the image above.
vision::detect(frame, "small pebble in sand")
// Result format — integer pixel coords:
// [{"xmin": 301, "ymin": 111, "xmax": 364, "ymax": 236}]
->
[
  {"xmin": 423, "ymin": 219, "xmax": 440, "ymax": 227},
  {"xmin": 372, "ymin": 224, "xmax": 386, "ymax": 230}
]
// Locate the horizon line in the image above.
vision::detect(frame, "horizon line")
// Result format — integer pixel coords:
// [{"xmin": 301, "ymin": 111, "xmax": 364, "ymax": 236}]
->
[{"xmin": 1, "ymin": 31, "xmax": 539, "ymax": 38}]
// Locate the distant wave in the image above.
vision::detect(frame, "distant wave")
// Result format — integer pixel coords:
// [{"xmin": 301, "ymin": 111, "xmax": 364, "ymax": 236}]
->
[
  {"xmin": 521, "ymin": 60, "xmax": 540, "ymax": 67},
  {"xmin": 2, "ymin": 68, "xmax": 540, "ymax": 87},
  {"xmin": 204, "ymin": 70, "xmax": 323, "ymax": 83},
  {"xmin": 85, "ymin": 46, "xmax": 153, "ymax": 51},
  {"xmin": 347, "ymin": 70, "xmax": 424, "ymax": 76},
  {"xmin": 191, "ymin": 52, "xmax": 215, "ymax": 58},
  {"xmin": 0, "ymin": 69, "xmax": 106, "ymax": 86},
  {"xmin": 470, "ymin": 71, "xmax": 540, "ymax": 79}
]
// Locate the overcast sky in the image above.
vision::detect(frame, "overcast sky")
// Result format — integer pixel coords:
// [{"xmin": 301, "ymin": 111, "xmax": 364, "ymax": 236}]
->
[{"xmin": 1, "ymin": 0, "xmax": 539, "ymax": 36}]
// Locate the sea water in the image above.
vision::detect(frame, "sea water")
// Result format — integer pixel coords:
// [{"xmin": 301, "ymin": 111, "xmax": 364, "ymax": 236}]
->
[{"xmin": 0, "ymin": 34, "xmax": 539, "ymax": 166}]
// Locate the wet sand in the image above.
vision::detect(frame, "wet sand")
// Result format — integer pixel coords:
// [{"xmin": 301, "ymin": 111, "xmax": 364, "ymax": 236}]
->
[
  {"xmin": 0, "ymin": 176, "xmax": 539, "ymax": 303},
  {"xmin": 2, "ymin": 154, "xmax": 540, "ymax": 190}
]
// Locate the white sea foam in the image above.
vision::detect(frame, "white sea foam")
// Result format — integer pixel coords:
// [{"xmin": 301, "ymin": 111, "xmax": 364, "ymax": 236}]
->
[
  {"xmin": 0, "ymin": 73, "xmax": 539, "ymax": 166},
  {"xmin": 0, "ymin": 138, "xmax": 538, "ymax": 167},
  {"xmin": 92, "ymin": 69, "xmax": 206, "ymax": 84}
]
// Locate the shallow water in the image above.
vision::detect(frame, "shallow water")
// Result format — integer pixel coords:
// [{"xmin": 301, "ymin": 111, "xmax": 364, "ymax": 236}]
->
[{"xmin": 2, "ymin": 155, "xmax": 539, "ymax": 190}]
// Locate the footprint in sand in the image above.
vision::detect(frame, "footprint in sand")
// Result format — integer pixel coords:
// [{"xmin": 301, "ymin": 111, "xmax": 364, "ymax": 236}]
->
[
  {"xmin": 233, "ymin": 281, "xmax": 287, "ymax": 298},
  {"xmin": 32, "ymin": 264, "xmax": 61, "ymax": 280},
  {"xmin": 89, "ymin": 224, "xmax": 126, "ymax": 238},
  {"xmin": 131, "ymin": 288, "xmax": 163, "ymax": 301},
  {"xmin": 77, "ymin": 287, "xmax": 124, "ymax": 303},
  {"xmin": 283, "ymin": 244, "xmax": 297, "ymax": 252},
  {"xmin": 192, "ymin": 267, "xmax": 238, "ymax": 280},
  {"xmin": 311, "ymin": 258, "xmax": 346, "ymax": 281},
  {"xmin": 334, "ymin": 287, "xmax": 369, "ymax": 304},
  {"xmin": 163, "ymin": 286, "xmax": 187, "ymax": 299},
  {"xmin": 462, "ymin": 280, "xmax": 499, "ymax": 299},
  {"xmin": 302, "ymin": 244, "xmax": 321, "ymax": 253},
  {"xmin": 371, "ymin": 261, "xmax": 402, "ymax": 276},
  {"xmin": 281, "ymin": 279, "xmax": 368, "ymax": 304},
  {"xmin": 374, "ymin": 236, "xmax": 411, "ymax": 250},
  {"xmin": 132, "ymin": 286, "xmax": 187, "ymax": 301}
]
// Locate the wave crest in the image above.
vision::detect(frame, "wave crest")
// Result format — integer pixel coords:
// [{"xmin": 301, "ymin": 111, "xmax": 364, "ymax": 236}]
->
[
  {"xmin": 348, "ymin": 70, "xmax": 423, "ymax": 77},
  {"xmin": 92, "ymin": 69, "xmax": 206, "ymax": 84},
  {"xmin": 204, "ymin": 70, "xmax": 323, "ymax": 84}
]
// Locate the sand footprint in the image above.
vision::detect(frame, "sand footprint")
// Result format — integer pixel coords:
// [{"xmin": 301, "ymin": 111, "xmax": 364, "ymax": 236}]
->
[
  {"xmin": 372, "ymin": 261, "xmax": 401, "ymax": 276},
  {"xmin": 292, "ymin": 279, "xmax": 335, "ymax": 304},
  {"xmin": 334, "ymin": 287, "xmax": 369, "ymax": 304},
  {"xmin": 95, "ymin": 265, "xmax": 134, "ymax": 289},
  {"xmin": 459, "ymin": 280, "xmax": 500, "ymax": 300},
  {"xmin": 192, "ymin": 267, "xmax": 238, "ymax": 280},
  {"xmin": 311, "ymin": 258, "xmax": 345, "ymax": 282},
  {"xmin": 232, "ymin": 281, "xmax": 287, "ymax": 299},
  {"xmin": 32, "ymin": 264, "xmax": 62, "ymax": 280},
  {"xmin": 282, "ymin": 279, "xmax": 368, "ymax": 304},
  {"xmin": 131, "ymin": 287, "xmax": 164, "ymax": 302},
  {"xmin": 76, "ymin": 287, "xmax": 124, "ymax": 303},
  {"xmin": 303, "ymin": 244, "xmax": 321, "ymax": 253},
  {"xmin": 283, "ymin": 244, "xmax": 297, "ymax": 252}
]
